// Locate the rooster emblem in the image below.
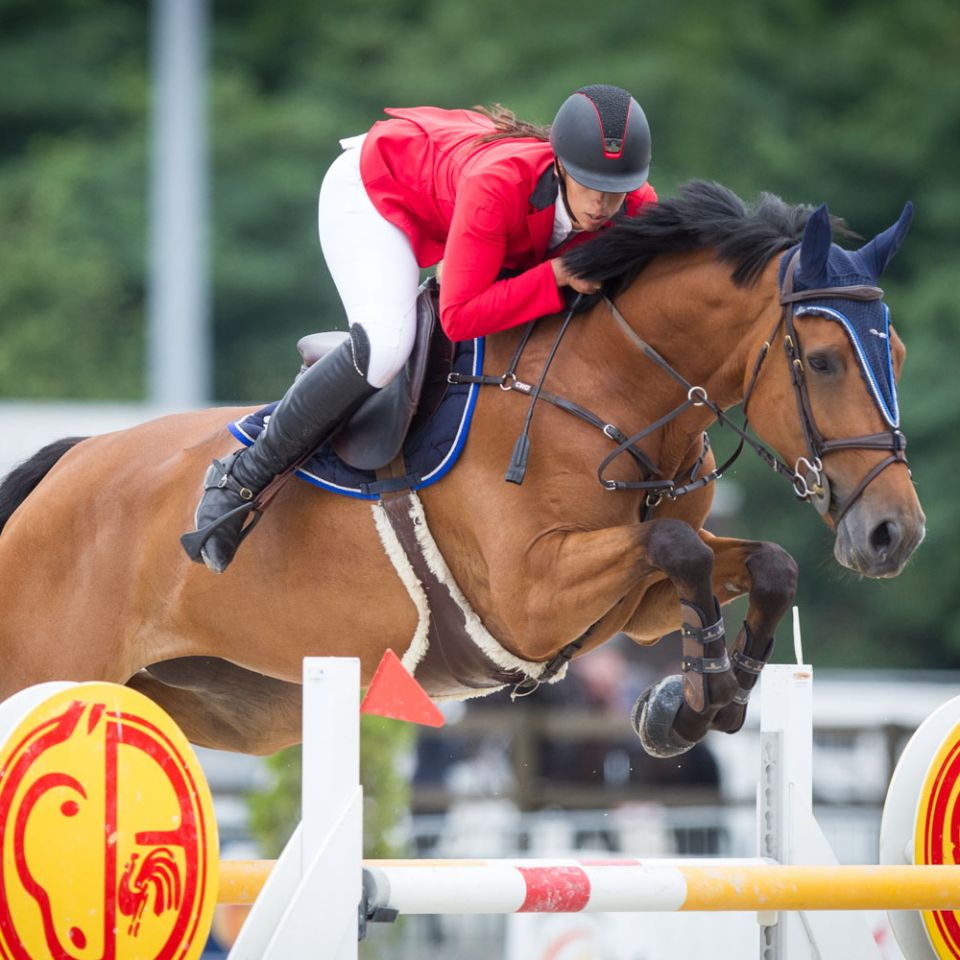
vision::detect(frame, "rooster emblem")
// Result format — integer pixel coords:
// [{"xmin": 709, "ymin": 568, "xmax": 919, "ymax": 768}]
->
[{"xmin": 118, "ymin": 848, "xmax": 183, "ymax": 936}]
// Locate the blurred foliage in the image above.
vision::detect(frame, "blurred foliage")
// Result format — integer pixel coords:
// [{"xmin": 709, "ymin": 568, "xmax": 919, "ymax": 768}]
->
[
  {"xmin": 0, "ymin": 0, "xmax": 957, "ymax": 672},
  {"xmin": 247, "ymin": 715, "xmax": 416, "ymax": 859},
  {"xmin": 0, "ymin": 0, "xmax": 147, "ymax": 398}
]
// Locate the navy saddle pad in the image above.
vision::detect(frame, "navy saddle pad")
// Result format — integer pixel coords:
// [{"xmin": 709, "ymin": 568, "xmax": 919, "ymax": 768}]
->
[{"xmin": 229, "ymin": 337, "xmax": 484, "ymax": 500}]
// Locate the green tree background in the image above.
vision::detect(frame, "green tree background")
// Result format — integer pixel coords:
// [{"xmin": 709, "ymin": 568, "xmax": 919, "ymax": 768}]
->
[{"xmin": 1, "ymin": 0, "xmax": 957, "ymax": 674}]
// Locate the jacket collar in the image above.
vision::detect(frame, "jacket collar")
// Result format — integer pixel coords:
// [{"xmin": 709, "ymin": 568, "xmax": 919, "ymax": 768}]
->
[{"xmin": 529, "ymin": 165, "xmax": 559, "ymax": 210}]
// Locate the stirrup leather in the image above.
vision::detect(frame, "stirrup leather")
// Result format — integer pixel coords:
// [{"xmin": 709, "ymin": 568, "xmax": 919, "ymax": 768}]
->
[{"xmin": 208, "ymin": 456, "xmax": 256, "ymax": 501}]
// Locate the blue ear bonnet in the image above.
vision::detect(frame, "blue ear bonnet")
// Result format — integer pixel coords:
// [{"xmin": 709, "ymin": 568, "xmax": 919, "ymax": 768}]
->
[
  {"xmin": 778, "ymin": 202, "xmax": 912, "ymax": 430},
  {"xmin": 779, "ymin": 246, "xmax": 899, "ymax": 427}
]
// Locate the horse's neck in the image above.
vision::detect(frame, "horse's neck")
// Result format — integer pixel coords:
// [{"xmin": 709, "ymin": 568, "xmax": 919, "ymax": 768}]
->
[
  {"xmin": 617, "ymin": 255, "xmax": 776, "ymax": 398},
  {"xmin": 506, "ymin": 256, "xmax": 778, "ymax": 479}
]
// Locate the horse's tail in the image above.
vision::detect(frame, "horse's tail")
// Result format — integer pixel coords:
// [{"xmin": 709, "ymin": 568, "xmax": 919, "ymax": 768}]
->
[{"xmin": 0, "ymin": 437, "xmax": 88, "ymax": 535}]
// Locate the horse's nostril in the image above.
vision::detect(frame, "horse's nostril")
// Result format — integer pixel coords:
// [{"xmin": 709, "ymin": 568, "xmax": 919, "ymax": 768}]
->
[{"xmin": 869, "ymin": 519, "xmax": 901, "ymax": 559}]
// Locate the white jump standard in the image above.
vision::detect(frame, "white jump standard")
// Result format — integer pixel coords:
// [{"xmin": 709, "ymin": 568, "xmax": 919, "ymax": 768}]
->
[
  {"xmin": 221, "ymin": 658, "xmax": 960, "ymax": 960},
  {"xmin": 1, "ymin": 654, "xmax": 959, "ymax": 959}
]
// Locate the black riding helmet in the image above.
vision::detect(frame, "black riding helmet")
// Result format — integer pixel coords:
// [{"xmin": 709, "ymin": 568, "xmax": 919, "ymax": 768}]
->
[{"xmin": 550, "ymin": 84, "xmax": 651, "ymax": 193}]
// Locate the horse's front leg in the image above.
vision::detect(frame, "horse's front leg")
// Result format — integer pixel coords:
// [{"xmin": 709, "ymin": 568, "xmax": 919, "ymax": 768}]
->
[
  {"xmin": 505, "ymin": 517, "xmax": 742, "ymax": 756},
  {"xmin": 611, "ymin": 518, "xmax": 740, "ymax": 758},
  {"xmin": 701, "ymin": 533, "xmax": 799, "ymax": 735}
]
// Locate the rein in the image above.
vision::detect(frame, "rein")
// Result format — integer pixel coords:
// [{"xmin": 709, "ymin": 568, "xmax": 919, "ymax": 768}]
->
[{"xmin": 451, "ymin": 248, "xmax": 909, "ymax": 523}]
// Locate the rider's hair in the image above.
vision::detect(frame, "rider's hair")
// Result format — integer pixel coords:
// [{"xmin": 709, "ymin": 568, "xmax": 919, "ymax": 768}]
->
[{"xmin": 473, "ymin": 104, "xmax": 551, "ymax": 144}]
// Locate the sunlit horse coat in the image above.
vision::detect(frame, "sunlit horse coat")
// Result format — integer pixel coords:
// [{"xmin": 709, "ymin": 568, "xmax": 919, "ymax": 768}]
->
[
  {"xmin": 359, "ymin": 106, "xmax": 658, "ymax": 340},
  {"xmin": 0, "ymin": 182, "xmax": 924, "ymax": 759}
]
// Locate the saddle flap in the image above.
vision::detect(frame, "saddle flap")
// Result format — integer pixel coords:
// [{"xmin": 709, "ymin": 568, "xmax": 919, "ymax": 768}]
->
[{"xmin": 331, "ymin": 279, "xmax": 442, "ymax": 471}]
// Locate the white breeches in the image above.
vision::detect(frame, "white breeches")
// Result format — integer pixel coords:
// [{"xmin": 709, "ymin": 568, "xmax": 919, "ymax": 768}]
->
[{"xmin": 317, "ymin": 138, "xmax": 421, "ymax": 389}]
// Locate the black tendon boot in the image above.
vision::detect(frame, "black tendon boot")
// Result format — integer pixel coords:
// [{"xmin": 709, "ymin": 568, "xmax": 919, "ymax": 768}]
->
[{"xmin": 181, "ymin": 329, "xmax": 377, "ymax": 573}]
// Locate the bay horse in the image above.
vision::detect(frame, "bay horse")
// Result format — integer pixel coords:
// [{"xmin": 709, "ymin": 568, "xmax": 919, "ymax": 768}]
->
[{"xmin": 0, "ymin": 181, "xmax": 924, "ymax": 758}]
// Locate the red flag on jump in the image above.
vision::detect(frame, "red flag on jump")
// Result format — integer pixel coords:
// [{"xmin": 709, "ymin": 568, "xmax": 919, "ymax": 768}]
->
[{"xmin": 360, "ymin": 649, "xmax": 445, "ymax": 728}]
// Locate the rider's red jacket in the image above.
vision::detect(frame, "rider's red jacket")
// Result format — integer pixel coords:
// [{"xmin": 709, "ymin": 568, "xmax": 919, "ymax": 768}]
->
[{"xmin": 360, "ymin": 107, "xmax": 658, "ymax": 341}]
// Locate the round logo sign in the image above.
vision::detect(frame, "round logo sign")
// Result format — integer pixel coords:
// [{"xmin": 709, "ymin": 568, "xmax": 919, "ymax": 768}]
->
[
  {"xmin": 0, "ymin": 682, "xmax": 218, "ymax": 960},
  {"xmin": 915, "ymin": 718, "xmax": 960, "ymax": 959}
]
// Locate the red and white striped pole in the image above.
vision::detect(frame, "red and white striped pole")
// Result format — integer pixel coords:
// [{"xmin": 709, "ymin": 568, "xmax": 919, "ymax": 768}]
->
[{"xmin": 359, "ymin": 858, "xmax": 960, "ymax": 915}]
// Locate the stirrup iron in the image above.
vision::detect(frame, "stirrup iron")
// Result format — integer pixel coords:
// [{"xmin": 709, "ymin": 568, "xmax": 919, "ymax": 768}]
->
[{"xmin": 180, "ymin": 500, "xmax": 263, "ymax": 562}]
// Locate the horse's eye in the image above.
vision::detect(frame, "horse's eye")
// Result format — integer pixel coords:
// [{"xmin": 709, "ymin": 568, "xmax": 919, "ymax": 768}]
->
[{"xmin": 807, "ymin": 352, "xmax": 834, "ymax": 373}]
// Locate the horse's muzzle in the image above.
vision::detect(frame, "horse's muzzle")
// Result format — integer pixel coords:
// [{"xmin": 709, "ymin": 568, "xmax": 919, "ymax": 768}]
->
[{"xmin": 833, "ymin": 501, "xmax": 926, "ymax": 578}]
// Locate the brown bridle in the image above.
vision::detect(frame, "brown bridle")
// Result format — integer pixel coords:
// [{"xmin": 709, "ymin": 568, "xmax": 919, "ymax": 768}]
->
[
  {"xmin": 752, "ymin": 247, "xmax": 909, "ymax": 523},
  {"xmin": 453, "ymin": 246, "xmax": 910, "ymax": 524},
  {"xmin": 446, "ymin": 248, "xmax": 913, "ymax": 689}
]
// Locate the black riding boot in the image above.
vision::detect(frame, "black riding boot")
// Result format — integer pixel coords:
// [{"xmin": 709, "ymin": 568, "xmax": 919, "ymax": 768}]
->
[{"xmin": 181, "ymin": 333, "xmax": 376, "ymax": 573}]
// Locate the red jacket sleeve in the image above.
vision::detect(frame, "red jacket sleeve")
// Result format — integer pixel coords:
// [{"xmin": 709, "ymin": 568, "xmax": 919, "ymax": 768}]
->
[
  {"xmin": 438, "ymin": 176, "xmax": 564, "ymax": 342},
  {"xmin": 626, "ymin": 182, "xmax": 658, "ymax": 213}
]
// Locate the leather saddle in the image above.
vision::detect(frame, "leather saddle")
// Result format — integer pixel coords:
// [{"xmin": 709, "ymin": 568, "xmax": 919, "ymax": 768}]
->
[{"xmin": 296, "ymin": 278, "xmax": 453, "ymax": 472}]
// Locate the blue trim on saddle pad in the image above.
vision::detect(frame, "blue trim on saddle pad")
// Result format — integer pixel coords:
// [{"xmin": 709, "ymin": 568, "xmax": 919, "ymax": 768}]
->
[
  {"xmin": 228, "ymin": 337, "xmax": 485, "ymax": 500},
  {"xmin": 780, "ymin": 246, "xmax": 900, "ymax": 428}
]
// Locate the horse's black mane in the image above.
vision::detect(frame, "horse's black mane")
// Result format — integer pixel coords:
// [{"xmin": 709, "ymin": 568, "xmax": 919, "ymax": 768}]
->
[{"xmin": 563, "ymin": 179, "xmax": 850, "ymax": 295}]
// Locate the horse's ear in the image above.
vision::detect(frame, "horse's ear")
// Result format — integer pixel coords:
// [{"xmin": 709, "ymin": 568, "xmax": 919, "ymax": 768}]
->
[
  {"xmin": 799, "ymin": 203, "xmax": 832, "ymax": 284},
  {"xmin": 858, "ymin": 201, "xmax": 914, "ymax": 278}
]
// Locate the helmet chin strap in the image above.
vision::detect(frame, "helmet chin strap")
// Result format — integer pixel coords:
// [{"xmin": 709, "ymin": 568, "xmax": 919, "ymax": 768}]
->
[{"xmin": 554, "ymin": 160, "xmax": 583, "ymax": 230}]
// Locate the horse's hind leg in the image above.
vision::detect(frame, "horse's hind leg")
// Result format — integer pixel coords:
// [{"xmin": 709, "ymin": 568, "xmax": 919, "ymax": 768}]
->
[
  {"xmin": 127, "ymin": 657, "xmax": 303, "ymax": 755},
  {"xmin": 702, "ymin": 534, "xmax": 799, "ymax": 734}
]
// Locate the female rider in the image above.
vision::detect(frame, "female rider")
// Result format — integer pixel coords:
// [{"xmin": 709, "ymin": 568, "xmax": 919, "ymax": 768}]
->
[{"xmin": 185, "ymin": 83, "xmax": 657, "ymax": 573}]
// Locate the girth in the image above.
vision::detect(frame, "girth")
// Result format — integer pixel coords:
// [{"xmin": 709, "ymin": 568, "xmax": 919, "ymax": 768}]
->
[{"xmin": 374, "ymin": 490, "xmax": 576, "ymax": 699}]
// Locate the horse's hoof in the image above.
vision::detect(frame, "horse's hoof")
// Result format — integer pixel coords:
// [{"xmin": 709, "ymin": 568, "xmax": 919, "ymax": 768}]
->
[{"xmin": 631, "ymin": 675, "xmax": 696, "ymax": 758}]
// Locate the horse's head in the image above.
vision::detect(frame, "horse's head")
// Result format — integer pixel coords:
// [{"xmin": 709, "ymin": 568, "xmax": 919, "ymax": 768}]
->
[{"xmin": 746, "ymin": 201, "xmax": 925, "ymax": 578}]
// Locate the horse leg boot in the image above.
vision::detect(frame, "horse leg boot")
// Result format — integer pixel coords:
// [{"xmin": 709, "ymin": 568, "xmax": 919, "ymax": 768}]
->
[
  {"xmin": 627, "ymin": 520, "xmax": 738, "ymax": 758},
  {"xmin": 632, "ymin": 597, "xmax": 736, "ymax": 757},
  {"xmin": 708, "ymin": 621, "xmax": 773, "ymax": 733},
  {"xmin": 181, "ymin": 329, "xmax": 377, "ymax": 573},
  {"xmin": 710, "ymin": 541, "xmax": 798, "ymax": 733}
]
